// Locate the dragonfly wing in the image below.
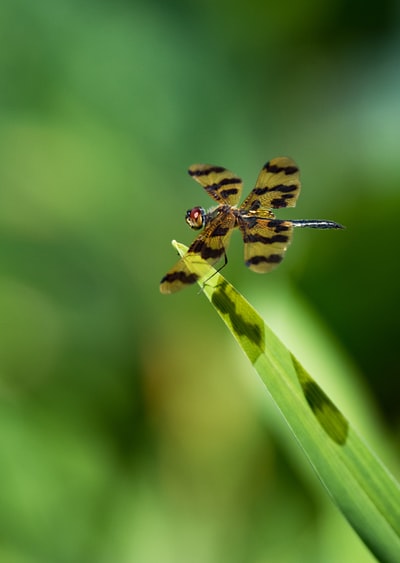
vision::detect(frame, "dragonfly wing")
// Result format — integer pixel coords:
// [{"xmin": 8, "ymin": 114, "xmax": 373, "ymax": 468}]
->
[
  {"xmin": 160, "ymin": 212, "xmax": 235, "ymax": 293},
  {"xmin": 159, "ymin": 255, "xmax": 210, "ymax": 294},
  {"xmin": 241, "ymin": 157, "xmax": 300, "ymax": 211},
  {"xmin": 239, "ymin": 217, "xmax": 294, "ymax": 273},
  {"xmin": 188, "ymin": 164, "xmax": 242, "ymax": 205}
]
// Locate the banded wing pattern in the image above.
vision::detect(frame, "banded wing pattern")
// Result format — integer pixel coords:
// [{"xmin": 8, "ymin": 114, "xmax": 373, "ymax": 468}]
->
[
  {"xmin": 239, "ymin": 218, "xmax": 294, "ymax": 273},
  {"xmin": 241, "ymin": 157, "xmax": 301, "ymax": 211},
  {"xmin": 159, "ymin": 212, "xmax": 235, "ymax": 294},
  {"xmin": 238, "ymin": 157, "xmax": 300, "ymax": 273},
  {"xmin": 188, "ymin": 164, "xmax": 242, "ymax": 205}
]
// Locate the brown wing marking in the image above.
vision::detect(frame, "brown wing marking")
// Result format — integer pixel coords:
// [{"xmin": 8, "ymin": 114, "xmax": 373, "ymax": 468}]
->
[
  {"xmin": 239, "ymin": 217, "xmax": 294, "ymax": 273},
  {"xmin": 240, "ymin": 157, "xmax": 301, "ymax": 211},
  {"xmin": 160, "ymin": 257, "xmax": 206, "ymax": 294},
  {"xmin": 160, "ymin": 212, "xmax": 235, "ymax": 294},
  {"xmin": 188, "ymin": 164, "xmax": 242, "ymax": 205}
]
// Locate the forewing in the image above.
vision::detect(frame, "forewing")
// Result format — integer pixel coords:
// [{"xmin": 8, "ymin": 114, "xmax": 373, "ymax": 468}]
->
[
  {"xmin": 239, "ymin": 217, "xmax": 294, "ymax": 273},
  {"xmin": 188, "ymin": 164, "xmax": 242, "ymax": 205},
  {"xmin": 241, "ymin": 157, "xmax": 301, "ymax": 211},
  {"xmin": 160, "ymin": 212, "xmax": 235, "ymax": 294},
  {"xmin": 159, "ymin": 254, "xmax": 210, "ymax": 294}
]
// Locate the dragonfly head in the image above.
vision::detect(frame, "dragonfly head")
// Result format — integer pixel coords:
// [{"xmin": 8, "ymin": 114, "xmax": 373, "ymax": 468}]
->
[{"xmin": 185, "ymin": 206, "xmax": 205, "ymax": 230}]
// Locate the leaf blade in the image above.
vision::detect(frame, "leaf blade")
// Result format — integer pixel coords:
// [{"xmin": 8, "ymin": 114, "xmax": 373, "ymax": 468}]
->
[{"xmin": 171, "ymin": 240, "xmax": 400, "ymax": 563}]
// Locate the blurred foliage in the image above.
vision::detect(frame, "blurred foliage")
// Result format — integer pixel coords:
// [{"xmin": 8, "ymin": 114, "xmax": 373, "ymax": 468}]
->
[{"xmin": 0, "ymin": 0, "xmax": 399, "ymax": 561}]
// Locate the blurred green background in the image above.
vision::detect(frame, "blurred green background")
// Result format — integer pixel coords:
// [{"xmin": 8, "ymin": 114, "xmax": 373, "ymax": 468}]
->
[{"xmin": 0, "ymin": 0, "xmax": 399, "ymax": 561}]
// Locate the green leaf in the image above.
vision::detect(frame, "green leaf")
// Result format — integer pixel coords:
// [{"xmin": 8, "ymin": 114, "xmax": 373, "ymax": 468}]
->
[{"xmin": 171, "ymin": 240, "xmax": 400, "ymax": 563}]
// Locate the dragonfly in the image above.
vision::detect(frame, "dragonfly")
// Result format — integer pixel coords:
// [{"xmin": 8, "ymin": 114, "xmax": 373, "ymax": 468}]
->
[{"xmin": 160, "ymin": 157, "xmax": 343, "ymax": 294}]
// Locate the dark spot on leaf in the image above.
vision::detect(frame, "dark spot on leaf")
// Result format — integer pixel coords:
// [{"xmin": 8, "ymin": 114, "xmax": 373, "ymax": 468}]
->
[
  {"xmin": 211, "ymin": 280, "xmax": 264, "ymax": 363},
  {"xmin": 292, "ymin": 354, "xmax": 349, "ymax": 445}
]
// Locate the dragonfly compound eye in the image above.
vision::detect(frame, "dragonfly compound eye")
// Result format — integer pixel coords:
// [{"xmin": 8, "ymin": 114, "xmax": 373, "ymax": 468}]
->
[{"xmin": 185, "ymin": 207, "xmax": 205, "ymax": 230}]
